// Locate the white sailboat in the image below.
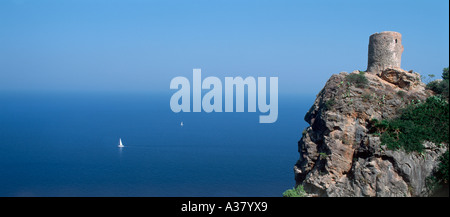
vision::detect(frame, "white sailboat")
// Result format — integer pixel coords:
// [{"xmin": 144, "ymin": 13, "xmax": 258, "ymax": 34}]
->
[
  {"xmin": 118, "ymin": 138, "xmax": 124, "ymax": 148},
  {"xmin": 181, "ymin": 121, "xmax": 184, "ymax": 127}
]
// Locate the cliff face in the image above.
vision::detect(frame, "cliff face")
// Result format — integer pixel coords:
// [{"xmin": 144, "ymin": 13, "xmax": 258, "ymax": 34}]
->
[{"xmin": 294, "ymin": 68, "xmax": 447, "ymax": 197}]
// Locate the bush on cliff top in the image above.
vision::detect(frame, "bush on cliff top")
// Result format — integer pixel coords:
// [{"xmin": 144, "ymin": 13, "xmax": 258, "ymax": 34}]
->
[
  {"xmin": 426, "ymin": 67, "xmax": 449, "ymax": 99},
  {"xmin": 371, "ymin": 95, "xmax": 449, "ymax": 153},
  {"xmin": 346, "ymin": 71, "xmax": 368, "ymax": 88},
  {"xmin": 443, "ymin": 67, "xmax": 449, "ymax": 80}
]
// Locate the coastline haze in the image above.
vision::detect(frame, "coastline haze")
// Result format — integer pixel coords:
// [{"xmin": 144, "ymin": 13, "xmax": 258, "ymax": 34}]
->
[{"xmin": 0, "ymin": 0, "xmax": 448, "ymax": 95}]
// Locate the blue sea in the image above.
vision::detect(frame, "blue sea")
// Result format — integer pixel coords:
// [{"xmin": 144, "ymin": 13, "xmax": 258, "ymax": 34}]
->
[{"xmin": 0, "ymin": 92, "xmax": 312, "ymax": 197}]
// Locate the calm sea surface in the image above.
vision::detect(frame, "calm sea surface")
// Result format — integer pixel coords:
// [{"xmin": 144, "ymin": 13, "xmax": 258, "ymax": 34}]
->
[{"xmin": 0, "ymin": 92, "xmax": 313, "ymax": 196}]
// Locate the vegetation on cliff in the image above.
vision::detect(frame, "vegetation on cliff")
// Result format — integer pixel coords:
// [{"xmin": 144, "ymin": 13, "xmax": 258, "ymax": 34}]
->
[
  {"xmin": 371, "ymin": 67, "xmax": 449, "ymax": 194},
  {"xmin": 426, "ymin": 67, "xmax": 449, "ymax": 99},
  {"xmin": 282, "ymin": 185, "xmax": 307, "ymax": 197},
  {"xmin": 290, "ymin": 31, "xmax": 446, "ymax": 197},
  {"xmin": 371, "ymin": 95, "xmax": 448, "ymax": 153},
  {"xmin": 287, "ymin": 66, "xmax": 448, "ymax": 197},
  {"xmin": 346, "ymin": 70, "xmax": 368, "ymax": 88}
]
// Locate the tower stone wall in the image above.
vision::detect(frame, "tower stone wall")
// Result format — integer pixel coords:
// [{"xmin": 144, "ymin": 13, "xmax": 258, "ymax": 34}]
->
[{"xmin": 367, "ymin": 31, "xmax": 404, "ymax": 74}]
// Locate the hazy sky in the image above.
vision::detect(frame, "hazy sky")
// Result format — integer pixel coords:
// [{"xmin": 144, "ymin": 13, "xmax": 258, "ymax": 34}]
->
[{"xmin": 0, "ymin": 0, "xmax": 448, "ymax": 95}]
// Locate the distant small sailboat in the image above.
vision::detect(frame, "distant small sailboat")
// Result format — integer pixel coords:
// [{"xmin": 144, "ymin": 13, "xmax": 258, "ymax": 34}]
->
[
  {"xmin": 180, "ymin": 121, "xmax": 184, "ymax": 127},
  {"xmin": 118, "ymin": 138, "xmax": 124, "ymax": 148}
]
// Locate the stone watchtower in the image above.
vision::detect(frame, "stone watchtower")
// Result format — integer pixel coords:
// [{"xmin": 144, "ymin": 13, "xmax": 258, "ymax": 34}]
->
[{"xmin": 367, "ymin": 31, "xmax": 404, "ymax": 75}]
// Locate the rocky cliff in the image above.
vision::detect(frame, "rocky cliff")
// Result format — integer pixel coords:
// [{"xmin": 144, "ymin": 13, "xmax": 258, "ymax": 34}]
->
[{"xmin": 294, "ymin": 68, "xmax": 447, "ymax": 197}]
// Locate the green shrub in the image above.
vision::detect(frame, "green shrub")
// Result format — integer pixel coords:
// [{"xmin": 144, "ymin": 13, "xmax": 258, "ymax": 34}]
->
[
  {"xmin": 346, "ymin": 71, "xmax": 368, "ymax": 88},
  {"xmin": 282, "ymin": 185, "xmax": 307, "ymax": 197},
  {"xmin": 426, "ymin": 67, "xmax": 449, "ymax": 99},
  {"xmin": 426, "ymin": 150, "xmax": 449, "ymax": 194},
  {"xmin": 426, "ymin": 79, "xmax": 449, "ymax": 98},
  {"xmin": 435, "ymin": 150, "xmax": 449, "ymax": 184},
  {"xmin": 372, "ymin": 95, "xmax": 449, "ymax": 153},
  {"xmin": 443, "ymin": 67, "xmax": 449, "ymax": 80}
]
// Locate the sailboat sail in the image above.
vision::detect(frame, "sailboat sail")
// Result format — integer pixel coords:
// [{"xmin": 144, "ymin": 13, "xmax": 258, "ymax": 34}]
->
[{"xmin": 118, "ymin": 138, "xmax": 124, "ymax": 148}]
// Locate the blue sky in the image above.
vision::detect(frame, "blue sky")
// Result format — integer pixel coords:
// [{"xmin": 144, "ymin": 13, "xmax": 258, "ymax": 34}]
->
[{"xmin": 0, "ymin": 0, "xmax": 448, "ymax": 95}]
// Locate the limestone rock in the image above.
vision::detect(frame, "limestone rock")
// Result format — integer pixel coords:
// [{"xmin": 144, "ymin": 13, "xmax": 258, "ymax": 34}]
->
[
  {"xmin": 293, "ymin": 32, "xmax": 446, "ymax": 197},
  {"xmin": 293, "ymin": 69, "xmax": 445, "ymax": 197},
  {"xmin": 379, "ymin": 68, "xmax": 422, "ymax": 90}
]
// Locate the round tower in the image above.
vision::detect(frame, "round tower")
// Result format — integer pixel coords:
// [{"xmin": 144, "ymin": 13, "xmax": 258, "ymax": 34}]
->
[{"xmin": 367, "ymin": 31, "xmax": 404, "ymax": 74}]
